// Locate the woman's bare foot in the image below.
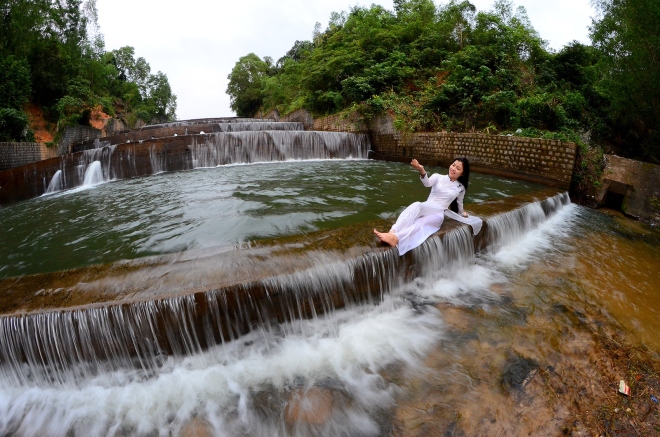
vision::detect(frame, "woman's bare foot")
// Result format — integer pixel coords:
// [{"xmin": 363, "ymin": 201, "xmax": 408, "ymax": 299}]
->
[{"xmin": 374, "ymin": 229, "xmax": 399, "ymax": 247}]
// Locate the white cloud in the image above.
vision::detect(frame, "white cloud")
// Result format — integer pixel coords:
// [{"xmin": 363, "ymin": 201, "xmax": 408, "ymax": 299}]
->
[{"xmin": 96, "ymin": 0, "xmax": 594, "ymax": 120}]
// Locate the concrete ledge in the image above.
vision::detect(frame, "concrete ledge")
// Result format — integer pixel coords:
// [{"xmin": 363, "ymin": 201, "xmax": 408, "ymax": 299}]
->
[
  {"xmin": 595, "ymin": 154, "xmax": 660, "ymax": 223},
  {"xmin": 0, "ymin": 188, "xmax": 563, "ymax": 315}
]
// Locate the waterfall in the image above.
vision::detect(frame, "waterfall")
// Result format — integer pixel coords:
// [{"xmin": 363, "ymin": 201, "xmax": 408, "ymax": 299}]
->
[
  {"xmin": 0, "ymin": 193, "xmax": 571, "ymax": 390},
  {"xmin": 484, "ymin": 191, "xmax": 571, "ymax": 250},
  {"xmin": 149, "ymin": 144, "xmax": 166, "ymax": 174},
  {"xmin": 40, "ymin": 131, "xmax": 368, "ymax": 197},
  {"xmin": 75, "ymin": 145, "xmax": 117, "ymax": 186},
  {"xmin": 0, "ymin": 249, "xmax": 404, "ymax": 389},
  {"xmin": 44, "ymin": 170, "xmax": 63, "ymax": 194},
  {"xmin": 189, "ymin": 131, "xmax": 370, "ymax": 168},
  {"xmin": 145, "ymin": 118, "xmax": 275, "ymax": 129},
  {"xmin": 217, "ymin": 122, "xmax": 305, "ymax": 132},
  {"xmin": 81, "ymin": 161, "xmax": 104, "ymax": 186}
]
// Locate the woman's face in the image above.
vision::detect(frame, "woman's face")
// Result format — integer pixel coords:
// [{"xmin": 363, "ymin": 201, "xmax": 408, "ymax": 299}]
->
[{"xmin": 449, "ymin": 160, "xmax": 464, "ymax": 180}]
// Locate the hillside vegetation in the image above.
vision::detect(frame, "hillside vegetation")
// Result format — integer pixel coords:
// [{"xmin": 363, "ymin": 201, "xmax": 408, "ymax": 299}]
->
[
  {"xmin": 227, "ymin": 0, "xmax": 659, "ymax": 167},
  {"xmin": 0, "ymin": 0, "xmax": 177, "ymax": 143}
]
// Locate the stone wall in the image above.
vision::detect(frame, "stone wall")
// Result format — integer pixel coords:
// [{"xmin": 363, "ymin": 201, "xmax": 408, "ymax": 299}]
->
[
  {"xmin": 370, "ymin": 131, "xmax": 577, "ymax": 188},
  {"xmin": 58, "ymin": 125, "xmax": 101, "ymax": 155},
  {"xmin": 275, "ymin": 109, "xmax": 315, "ymax": 130},
  {"xmin": 267, "ymin": 108, "xmax": 369, "ymax": 133},
  {"xmin": 319, "ymin": 112, "xmax": 577, "ymax": 188},
  {"xmin": 312, "ymin": 112, "xmax": 369, "ymax": 133},
  {"xmin": 0, "ymin": 143, "xmax": 58, "ymax": 171},
  {"xmin": 258, "ymin": 111, "xmax": 577, "ymax": 188},
  {"xmin": 595, "ymin": 155, "xmax": 660, "ymax": 224}
]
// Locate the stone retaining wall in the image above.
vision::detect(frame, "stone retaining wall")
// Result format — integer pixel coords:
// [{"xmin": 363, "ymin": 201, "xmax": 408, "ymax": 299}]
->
[
  {"xmin": 371, "ymin": 131, "xmax": 577, "ymax": 188},
  {"xmin": 595, "ymin": 155, "xmax": 660, "ymax": 223},
  {"xmin": 59, "ymin": 125, "xmax": 101, "ymax": 155},
  {"xmin": 0, "ymin": 143, "xmax": 58, "ymax": 171},
  {"xmin": 300, "ymin": 111, "xmax": 577, "ymax": 189}
]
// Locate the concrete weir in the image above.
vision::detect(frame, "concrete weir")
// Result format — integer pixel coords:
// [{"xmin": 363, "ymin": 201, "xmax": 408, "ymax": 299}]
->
[
  {"xmin": 0, "ymin": 117, "xmax": 572, "ymax": 388},
  {"xmin": 0, "ymin": 129, "xmax": 370, "ymax": 204},
  {"xmin": 0, "ymin": 188, "xmax": 567, "ymax": 386}
]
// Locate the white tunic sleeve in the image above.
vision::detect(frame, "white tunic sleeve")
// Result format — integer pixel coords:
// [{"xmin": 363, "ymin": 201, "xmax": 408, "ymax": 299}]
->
[
  {"xmin": 420, "ymin": 173, "xmax": 440, "ymax": 187},
  {"xmin": 455, "ymin": 186, "xmax": 465, "ymax": 215}
]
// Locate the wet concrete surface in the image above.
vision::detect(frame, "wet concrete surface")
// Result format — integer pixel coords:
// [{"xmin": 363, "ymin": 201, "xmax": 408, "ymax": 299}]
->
[{"xmin": 0, "ymin": 188, "xmax": 564, "ymax": 316}]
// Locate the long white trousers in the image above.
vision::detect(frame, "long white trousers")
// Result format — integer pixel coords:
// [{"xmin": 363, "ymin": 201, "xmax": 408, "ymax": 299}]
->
[{"xmin": 391, "ymin": 201, "xmax": 483, "ymax": 255}]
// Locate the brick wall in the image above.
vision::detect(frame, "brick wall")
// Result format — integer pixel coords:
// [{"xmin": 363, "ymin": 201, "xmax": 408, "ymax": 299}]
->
[
  {"xmin": 312, "ymin": 112, "xmax": 369, "ymax": 133},
  {"xmin": 0, "ymin": 143, "xmax": 58, "ymax": 171},
  {"xmin": 58, "ymin": 125, "xmax": 101, "ymax": 155},
  {"xmin": 309, "ymin": 112, "xmax": 577, "ymax": 189},
  {"xmin": 370, "ymin": 132, "xmax": 577, "ymax": 188}
]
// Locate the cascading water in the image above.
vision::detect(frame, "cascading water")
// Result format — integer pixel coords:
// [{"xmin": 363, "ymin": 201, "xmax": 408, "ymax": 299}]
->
[
  {"xmin": 72, "ymin": 145, "xmax": 117, "ymax": 189},
  {"xmin": 216, "ymin": 122, "xmax": 304, "ymax": 132},
  {"xmin": 146, "ymin": 118, "xmax": 273, "ymax": 128},
  {"xmin": 484, "ymin": 191, "xmax": 571, "ymax": 250},
  {"xmin": 40, "ymin": 129, "xmax": 369, "ymax": 198},
  {"xmin": 188, "ymin": 131, "xmax": 370, "ymax": 168},
  {"xmin": 44, "ymin": 170, "xmax": 63, "ymax": 194},
  {"xmin": 149, "ymin": 144, "xmax": 165, "ymax": 174},
  {"xmin": 0, "ymin": 193, "xmax": 577, "ymax": 436},
  {"xmin": 81, "ymin": 160, "xmax": 104, "ymax": 186}
]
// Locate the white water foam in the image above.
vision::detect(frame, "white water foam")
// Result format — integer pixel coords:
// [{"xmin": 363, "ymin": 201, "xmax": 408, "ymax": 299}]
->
[
  {"xmin": 0, "ymin": 298, "xmax": 442, "ymax": 436},
  {"xmin": 81, "ymin": 160, "xmax": 104, "ymax": 186},
  {"xmin": 486, "ymin": 202, "xmax": 578, "ymax": 269},
  {"xmin": 0, "ymin": 197, "xmax": 579, "ymax": 436},
  {"xmin": 44, "ymin": 170, "xmax": 63, "ymax": 195},
  {"xmin": 405, "ymin": 199, "xmax": 579, "ymax": 306}
]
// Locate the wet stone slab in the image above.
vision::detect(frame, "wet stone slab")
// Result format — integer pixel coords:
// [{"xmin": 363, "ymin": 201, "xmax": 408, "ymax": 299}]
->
[{"xmin": 0, "ymin": 188, "xmax": 563, "ymax": 316}]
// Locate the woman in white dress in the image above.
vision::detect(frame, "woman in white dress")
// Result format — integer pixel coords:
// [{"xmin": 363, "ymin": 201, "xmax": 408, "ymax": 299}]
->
[{"xmin": 374, "ymin": 157, "xmax": 482, "ymax": 255}]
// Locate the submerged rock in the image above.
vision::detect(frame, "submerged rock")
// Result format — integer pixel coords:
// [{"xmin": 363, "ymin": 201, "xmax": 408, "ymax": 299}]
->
[
  {"xmin": 502, "ymin": 356, "xmax": 539, "ymax": 392},
  {"xmin": 285, "ymin": 387, "xmax": 335, "ymax": 425}
]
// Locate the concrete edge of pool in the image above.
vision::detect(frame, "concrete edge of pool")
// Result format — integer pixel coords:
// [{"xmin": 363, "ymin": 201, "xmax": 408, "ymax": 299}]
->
[{"xmin": 0, "ymin": 187, "xmax": 564, "ymax": 317}]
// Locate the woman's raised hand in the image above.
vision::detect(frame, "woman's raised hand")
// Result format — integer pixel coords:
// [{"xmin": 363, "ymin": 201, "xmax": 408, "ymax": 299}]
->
[{"xmin": 411, "ymin": 159, "xmax": 425, "ymax": 174}]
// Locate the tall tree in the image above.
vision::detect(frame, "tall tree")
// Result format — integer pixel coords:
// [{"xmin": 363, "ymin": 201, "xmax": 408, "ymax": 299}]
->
[
  {"xmin": 591, "ymin": 0, "xmax": 660, "ymax": 162},
  {"xmin": 226, "ymin": 53, "xmax": 270, "ymax": 116},
  {"xmin": 0, "ymin": 56, "xmax": 32, "ymax": 141}
]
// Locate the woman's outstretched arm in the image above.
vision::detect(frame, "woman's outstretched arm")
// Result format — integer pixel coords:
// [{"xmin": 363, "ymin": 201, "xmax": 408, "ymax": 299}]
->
[{"xmin": 411, "ymin": 159, "xmax": 426, "ymax": 177}]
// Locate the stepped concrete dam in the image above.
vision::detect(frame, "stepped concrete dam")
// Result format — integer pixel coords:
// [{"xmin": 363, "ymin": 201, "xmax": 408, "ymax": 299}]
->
[{"xmin": 0, "ymin": 117, "xmax": 658, "ymax": 436}]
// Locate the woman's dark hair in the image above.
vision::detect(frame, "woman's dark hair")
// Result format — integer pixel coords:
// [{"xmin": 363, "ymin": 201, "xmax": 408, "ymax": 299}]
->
[{"xmin": 449, "ymin": 157, "xmax": 470, "ymax": 213}]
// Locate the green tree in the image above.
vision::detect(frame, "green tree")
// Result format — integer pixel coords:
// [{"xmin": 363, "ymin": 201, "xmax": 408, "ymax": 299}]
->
[
  {"xmin": 1, "ymin": 1, "xmax": 177, "ymax": 138},
  {"xmin": 226, "ymin": 53, "xmax": 270, "ymax": 116},
  {"xmin": 0, "ymin": 56, "xmax": 32, "ymax": 141},
  {"xmin": 591, "ymin": 0, "xmax": 660, "ymax": 162},
  {"xmin": 109, "ymin": 46, "xmax": 152, "ymax": 96},
  {"xmin": 0, "ymin": 56, "xmax": 31, "ymax": 109},
  {"xmin": 0, "ymin": 108, "xmax": 32, "ymax": 142},
  {"xmin": 143, "ymin": 71, "xmax": 177, "ymax": 123}
]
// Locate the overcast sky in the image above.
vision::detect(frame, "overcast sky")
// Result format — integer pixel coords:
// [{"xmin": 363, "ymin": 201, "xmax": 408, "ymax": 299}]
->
[{"xmin": 96, "ymin": 0, "xmax": 596, "ymax": 120}]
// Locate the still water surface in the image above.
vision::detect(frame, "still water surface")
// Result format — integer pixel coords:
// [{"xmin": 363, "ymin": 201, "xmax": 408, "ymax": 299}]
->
[{"xmin": 0, "ymin": 159, "xmax": 543, "ymax": 278}]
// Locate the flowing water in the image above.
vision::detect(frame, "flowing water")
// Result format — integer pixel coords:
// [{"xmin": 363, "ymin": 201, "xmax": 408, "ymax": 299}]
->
[
  {"xmin": 0, "ymin": 196, "xmax": 658, "ymax": 436},
  {"xmin": 1, "ymin": 158, "xmax": 659, "ymax": 436},
  {"xmin": 0, "ymin": 160, "xmax": 542, "ymax": 279}
]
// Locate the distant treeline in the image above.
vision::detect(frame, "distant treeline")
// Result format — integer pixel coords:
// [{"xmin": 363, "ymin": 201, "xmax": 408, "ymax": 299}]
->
[
  {"xmin": 227, "ymin": 0, "xmax": 659, "ymax": 165},
  {"xmin": 0, "ymin": 0, "xmax": 177, "ymax": 143}
]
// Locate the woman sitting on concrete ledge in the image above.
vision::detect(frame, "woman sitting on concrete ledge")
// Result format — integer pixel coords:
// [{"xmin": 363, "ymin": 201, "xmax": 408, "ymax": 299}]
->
[{"xmin": 374, "ymin": 158, "xmax": 483, "ymax": 255}]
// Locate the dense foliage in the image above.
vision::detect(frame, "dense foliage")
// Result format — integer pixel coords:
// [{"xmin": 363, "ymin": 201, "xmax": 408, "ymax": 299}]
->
[
  {"xmin": 590, "ymin": 0, "xmax": 660, "ymax": 163},
  {"xmin": 227, "ymin": 0, "xmax": 659, "ymax": 166},
  {"xmin": 0, "ymin": 0, "xmax": 177, "ymax": 142}
]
